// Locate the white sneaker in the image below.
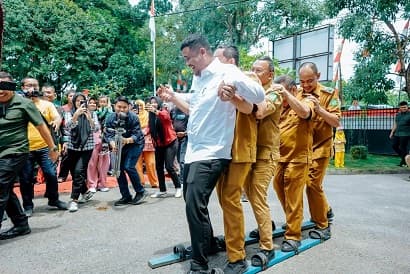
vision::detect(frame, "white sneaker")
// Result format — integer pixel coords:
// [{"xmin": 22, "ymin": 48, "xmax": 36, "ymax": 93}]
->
[
  {"xmin": 68, "ymin": 201, "xmax": 78, "ymax": 212},
  {"xmin": 98, "ymin": 187, "xmax": 109, "ymax": 192},
  {"xmin": 89, "ymin": 187, "xmax": 97, "ymax": 193},
  {"xmin": 174, "ymin": 188, "xmax": 182, "ymax": 198},
  {"xmin": 150, "ymin": 191, "xmax": 167, "ymax": 198}
]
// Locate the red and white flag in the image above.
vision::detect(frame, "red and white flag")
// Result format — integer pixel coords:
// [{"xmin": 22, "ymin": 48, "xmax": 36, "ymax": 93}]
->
[
  {"xmin": 394, "ymin": 20, "xmax": 409, "ymax": 73},
  {"xmin": 149, "ymin": 0, "xmax": 155, "ymax": 42},
  {"xmin": 333, "ymin": 39, "xmax": 345, "ymax": 88}
]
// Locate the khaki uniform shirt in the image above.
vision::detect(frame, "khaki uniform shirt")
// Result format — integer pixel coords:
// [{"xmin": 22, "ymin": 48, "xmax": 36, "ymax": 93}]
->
[
  {"xmin": 256, "ymin": 86, "xmax": 282, "ymax": 160},
  {"xmin": 279, "ymin": 91, "xmax": 314, "ymax": 163},
  {"xmin": 231, "ymin": 72, "xmax": 261, "ymax": 163},
  {"xmin": 0, "ymin": 94, "xmax": 43, "ymax": 158},
  {"xmin": 306, "ymin": 83, "xmax": 341, "ymax": 160}
]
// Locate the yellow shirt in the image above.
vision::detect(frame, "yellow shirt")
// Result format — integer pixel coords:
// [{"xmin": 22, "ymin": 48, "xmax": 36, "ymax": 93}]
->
[
  {"xmin": 28, "ymin": 99, "xmax": 60, "ymax": 151},
  {"xmin": 305, "ymin": 83, "xmax": 341, "ymax": 159}
]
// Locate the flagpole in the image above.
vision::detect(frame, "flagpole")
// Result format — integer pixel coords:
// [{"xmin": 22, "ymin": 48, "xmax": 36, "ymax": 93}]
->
[
  {"xmin": 149, "ymin": 0, "xmax": 156, "ymax": 96},
  {"xmin": 153, "ymin": 37, "xmax": 156, "ymax": 96}
]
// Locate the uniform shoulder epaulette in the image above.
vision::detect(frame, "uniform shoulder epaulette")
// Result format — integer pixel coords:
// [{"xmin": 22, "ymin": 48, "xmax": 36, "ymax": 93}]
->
[
  {"xmin": 244, "ymin": 71, "xmax": 261, "ymax": 84},
  {"xmin": 322, "ymin": 86, "xmax": 334, "ymax": 94}
]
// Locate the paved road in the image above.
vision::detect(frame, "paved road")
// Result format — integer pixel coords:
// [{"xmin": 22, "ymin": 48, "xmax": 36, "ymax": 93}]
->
[{"xmin": 1, "ymin": 173, "xmax": 410, "ymax": 274}]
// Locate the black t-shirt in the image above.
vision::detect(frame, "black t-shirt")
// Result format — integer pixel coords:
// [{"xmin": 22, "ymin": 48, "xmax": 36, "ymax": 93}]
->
[{"xmin": 171, "ymin": 108, "xmax": 188, "ymax": 133}]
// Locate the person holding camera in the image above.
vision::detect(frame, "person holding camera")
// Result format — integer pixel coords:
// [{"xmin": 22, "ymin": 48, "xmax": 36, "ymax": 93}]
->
[
  {"xmin": 104, "ymin": 96, "xmax": 147, "ymax": 206},
  {"xmin": 0, "ymin": 72, "xmax": 59, "ymax": 240},
  {"xmin": 63, "ymin": 93, "xmax": 99, "ymax": 212},
  {"xmin": 86, "ymin": 97, "xmax": 110, "ymax": 192},
  {"xmin": 146, "ymin": 96, "xmax": 182, "ymax": 198},
  {"xmin": 58, "ymin": 89, "xmax": 76, "ymax": 183},
  {"xmin": 18, "ymin": 77, "xmax": 67, "ymax": 217}
]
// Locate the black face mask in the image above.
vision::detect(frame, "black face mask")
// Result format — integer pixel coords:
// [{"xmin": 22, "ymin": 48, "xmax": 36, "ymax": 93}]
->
[
  {"xmin": 0, "ymin": 81, "xmax": 17, "ymax": 91},
  {"xmin": 0, "ymin": 81, "xmax": 17, "ymax": 119}
]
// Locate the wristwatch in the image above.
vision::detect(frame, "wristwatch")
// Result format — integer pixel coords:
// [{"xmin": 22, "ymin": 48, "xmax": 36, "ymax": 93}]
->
[
  {"xmin": 252, "ymin": 104, "xmax": 259, "ymax": 113},
  {"xmin": 51, "ymin": 146, "xmax": 59, "ymax": 152}
]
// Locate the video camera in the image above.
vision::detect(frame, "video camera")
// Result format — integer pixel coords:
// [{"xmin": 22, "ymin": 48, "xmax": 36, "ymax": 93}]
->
[
  {"xmin": 113, "ymin": 111, "xmax": 127, "ymax": 128},
  {"xmin": 22, "ymin": 89, "xmax": 43, "ymax": 98}
]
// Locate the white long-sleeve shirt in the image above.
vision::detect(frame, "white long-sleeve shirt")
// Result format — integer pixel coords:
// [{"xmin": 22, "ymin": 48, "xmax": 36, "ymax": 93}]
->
[{"xmin": 177, "ymin": 58, "xmax": 265, "ymax": 164}]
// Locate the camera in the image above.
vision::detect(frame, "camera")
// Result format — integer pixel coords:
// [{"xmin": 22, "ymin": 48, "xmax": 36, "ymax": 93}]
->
[{"xmin": 23, "ymin": 89, "xmax": 43, "ymax": 98}]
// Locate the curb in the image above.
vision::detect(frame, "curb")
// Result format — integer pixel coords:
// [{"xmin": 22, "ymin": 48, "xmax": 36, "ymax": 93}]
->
[{"xmin": 326, "ymin": 168, "xmax": 410, "ymax": 175}]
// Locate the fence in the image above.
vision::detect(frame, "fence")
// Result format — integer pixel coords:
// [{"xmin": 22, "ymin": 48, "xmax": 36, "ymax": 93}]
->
[{"xmin": 341, "ymin": 107, "xmax": 398, "ymax": 155}]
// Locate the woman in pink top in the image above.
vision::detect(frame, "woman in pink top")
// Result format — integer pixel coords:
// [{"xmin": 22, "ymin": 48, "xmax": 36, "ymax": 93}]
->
[{"xmin": 87, "ymin": 97, "xmax": 110, "ymax": 192}]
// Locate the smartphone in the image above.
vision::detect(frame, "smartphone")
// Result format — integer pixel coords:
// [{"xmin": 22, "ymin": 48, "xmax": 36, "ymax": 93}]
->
[
  {"xmin": 80, "ymin": 100, "xmax": 87, "ymax": 108},
  {"xmin": 132, "ymin": 104, "xmax": 139, "ymax": 114}
]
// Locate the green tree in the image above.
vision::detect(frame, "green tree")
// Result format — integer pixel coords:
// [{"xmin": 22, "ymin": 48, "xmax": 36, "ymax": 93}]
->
[
  {"xmin": 2, "ymin": 0, "xmax": 152, "ymax": 98},
  {"xmin": 141, "ymin": 0, "xmax": 323, "ymax": 88},
  {"xmin": 176, "ymin": 0, "xmax": 324, "ymax": 48},
  {"xmin": 325, "ymin": 0, "xmax": 410, "ymax": 101},
  {"xmin": 0, "ymin": 0, "xmax": 4, "ymax": 68}
]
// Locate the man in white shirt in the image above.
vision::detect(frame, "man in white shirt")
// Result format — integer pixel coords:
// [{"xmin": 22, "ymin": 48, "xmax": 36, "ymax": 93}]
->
[{"xmin": 158, "ymin": 34, "xmax": 265, "ymax": 274}]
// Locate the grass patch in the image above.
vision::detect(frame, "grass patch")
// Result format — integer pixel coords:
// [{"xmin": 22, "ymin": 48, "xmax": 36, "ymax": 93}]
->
[{"xmin": 329, "ymin": 153, "xmax": 405, "ymax": 171}]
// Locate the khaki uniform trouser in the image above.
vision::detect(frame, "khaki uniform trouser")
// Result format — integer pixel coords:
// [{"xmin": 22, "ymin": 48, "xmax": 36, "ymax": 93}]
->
[
  {"xmin": 244, "ymin": 159, "xmax": 276, "ymax": 251},
  {"xmin": 307, "ymin": 157, "xmax": 330, "ymax": 229},
  {"xmin": 216, "ymin": 163, "xmax": 252, "ymax": 262},
  {"xmin": 274, "ymin": 162, "xmax": 307, "ymax": 241}
]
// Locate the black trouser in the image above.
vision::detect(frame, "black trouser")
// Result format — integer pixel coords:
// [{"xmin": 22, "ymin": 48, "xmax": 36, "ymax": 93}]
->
[
  {"xmin": 155, "ymin": 140, "xmax": 180, "ymax": 192},
  {"xmin": 398, "ymin": 136, "xmax": 409, "ymax": 164},
  {"xmin": 66, "ymin": 149, "xmax": 93, "ymax": 200},
  {"xmin": 0, "ymin": 154, "xmax": 29, "ymax": 229},
  {"xmin": 391, "ymin": 136, "xmax": 401, "ymax": 158},
  {"xmin": 183, "ymin": 159, "xmax": 229, "ymax": 270},
  {"xmin": 58, "ymin": 151, "xmax": 70, "ymax": 179},
  {"xmin": 392, "ymin": 136, "xmax": 409, "ymax": 164},
  {"xmin": 177, "ymin": 136, "xmax": 188, "ymax": 186}
]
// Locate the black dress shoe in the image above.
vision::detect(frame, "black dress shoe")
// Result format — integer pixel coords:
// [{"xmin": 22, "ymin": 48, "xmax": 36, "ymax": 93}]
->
[
  {"xmin": 130, "ymin": 191, "xmax": 149, "ymax": 205},
  {"xmin": 114, "ymin": 197, "xmax": 132, "ymax": 206},
  {"xmin": 249, "ymin": 220, "xmax": 276, "ymax": 238},
  {"xmin": 48, "ymin": 200, "xmax": 68, "ymax": 210},
  {"xmin": 0, "ymin": 225, "xmax": 31, "ymax": 240}
]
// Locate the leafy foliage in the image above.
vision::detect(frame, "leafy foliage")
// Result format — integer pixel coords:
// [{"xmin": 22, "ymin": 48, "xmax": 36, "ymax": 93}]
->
[
  {"xmin": 324, "ymin": 0, "xmax": 410, "ymax": 101},
  {"xmin": 2, "ymin": 0, "xmax": 325, "ymax": 100},
  {"xmin": 2, "ymin": 0, "xmax": 152, "ymax": 99},
  {"xmin": 148, "ymin": 0, "xmax": 324, "ymax": 87}
]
